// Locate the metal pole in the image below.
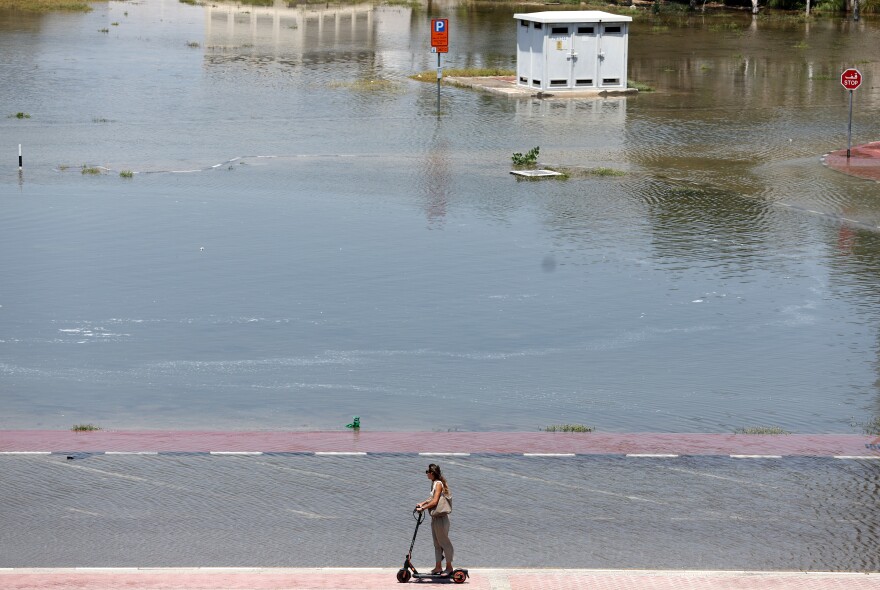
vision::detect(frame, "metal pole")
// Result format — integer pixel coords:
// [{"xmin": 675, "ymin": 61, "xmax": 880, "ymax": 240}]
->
[
  {"xmin": 847, "ymin": 89, "xmax": 853, "ymax": 159},
  {"xmin": 19, "ymin": 144, "xmax": 22, "ymax": 170},
  {"xmin": 437, "ymin": 53, "xmax": 441, "ymax": 115}
]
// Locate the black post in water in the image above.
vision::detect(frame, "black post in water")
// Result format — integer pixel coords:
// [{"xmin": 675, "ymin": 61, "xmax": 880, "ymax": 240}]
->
[
  {"xmin": 847, "ymin": 90, "xmax": 853, "ymax": 159},
  {"xmin": 19, "ymin": 144, "xmax": 22, "ymax": 170},
  {"xmin": 437, "ymin": 53, "xmax": 441, "ymax": 115}
]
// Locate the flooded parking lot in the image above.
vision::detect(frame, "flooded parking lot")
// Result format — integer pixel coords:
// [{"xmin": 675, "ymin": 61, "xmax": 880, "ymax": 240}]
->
[{"xmin": 2, "ymin": 5, "xmax": 880, "ymax": 429}]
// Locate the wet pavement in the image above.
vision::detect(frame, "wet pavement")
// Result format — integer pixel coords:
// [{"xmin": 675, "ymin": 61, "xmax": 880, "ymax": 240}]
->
[
  {"xmin": 1, "ymin": 453, "xmax": 878, "ymax": 571},
  {"xmin": 3, "ymin": 568, "xmax": 880, "ymax": 590}
]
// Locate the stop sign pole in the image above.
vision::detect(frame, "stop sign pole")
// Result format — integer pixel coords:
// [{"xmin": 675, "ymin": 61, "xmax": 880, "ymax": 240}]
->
[{"xmin": 841, "ymin": 68, "xmax": 862, "ymax": 159}]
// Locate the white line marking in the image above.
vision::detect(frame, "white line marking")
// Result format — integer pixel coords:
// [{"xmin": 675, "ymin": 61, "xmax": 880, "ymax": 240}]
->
[
  {"xmin": 730, "ymin": 455, "xmax": 782, "ymax": 459},
  {"xmin": 626, "ymin": 454, "xmax": 679, "ymax": 458},
  {"xmin": 105, "ymin": 451, "xmax": 159, "ymax": 455},
  {"xmin": 0, "ymin": 451, "xmax": 51, "ymax": 455},
  {"xmin": 314, "ymin": 452, "xmax": 367, "ymax": 456},
  {"xmin": 834, "ymin": 455, "xmax": 880, "ymax": 460},
  {"xmin": 522, "ymin": 453, "xmax": 576, "ymax": 457},
  {"xmin": 209, "ymin": 451, "xmax": 263, "ymax": 455},
  {"xmin": 419, "ymin": 452, "xmax": 470, "ymax": 456}
]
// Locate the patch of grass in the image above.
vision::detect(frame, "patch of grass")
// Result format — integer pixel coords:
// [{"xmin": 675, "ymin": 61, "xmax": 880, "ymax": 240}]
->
[
  {"xmin": 410, "ymin": 67, "xmax": 514, "ymax": 81},
  {"xmin": 628, "ymin": 79, "xmax": 654, "ymax": 92},
  {"xmin": 10, "ymin": 112, "xmax": 31, "ymax": 119},
  {"xmin": 589, "ymin": 167, "xmax": 626, "ymax": 177},
  {"xmin": 119, "ymin": 170, "xmax": 134, "ymax": 178},
  {"xmin": 512, "ymin": 146, "xmax": 540, "ymax": 166},
  {"xmin": 543, "ymin": 424, "xmax": 594, "ymax": 433},
  {"xmin": 851, "ymin": 416, "xmax": 880, "ymax": 436},
  {"xmin": 71, "ymin": 424, "xmax": 101, "ymax": 432},
  {"xmin": 329, "ymin": 78, "xmax": 398, "ymax": 92},
  {"xmin": 0, "ymin": 0, "xmax": 93, "ymax": 13},
  {"xmin": 81, "ymin": 165, "xmax": 102, "ymax": 175},
  {"xmin": 734, "ymin": 426, "xmax": 791, "ymax": 435}
]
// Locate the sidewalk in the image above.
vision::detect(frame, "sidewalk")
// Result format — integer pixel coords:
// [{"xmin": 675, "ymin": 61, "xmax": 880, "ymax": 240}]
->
[{"xmin": 2, "ymin": 568, "xmax": 879, "ymax": 590}]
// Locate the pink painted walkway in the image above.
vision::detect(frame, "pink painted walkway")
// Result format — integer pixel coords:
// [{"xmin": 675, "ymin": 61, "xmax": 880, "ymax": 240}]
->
[
  {"xmin": 0, "ymin": 431, "xmax": 877, "ymax": 457},
  {"xmin": 823, "ymin": 141, "xmax": 880, "ymax": 182},
  {"xmin": 1, "ymin": 568, "xmax": 878, "ymax": 590}
]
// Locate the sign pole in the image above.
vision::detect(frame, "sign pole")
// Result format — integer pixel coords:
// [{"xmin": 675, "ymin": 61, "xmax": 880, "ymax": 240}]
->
[
  {"xmin": 437, "ymin": 53, "xmax": 441, "ymax": 114},
  {"xmin": 847, "ymin": 89, "xmax": 853, "ymax": 159}
]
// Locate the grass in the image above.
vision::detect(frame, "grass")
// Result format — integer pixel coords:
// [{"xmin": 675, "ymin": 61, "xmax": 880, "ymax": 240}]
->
[
  {"xmin": 628, "ymin": 80, "xmax": 654, "ymax": 92},
  {"xmin": 328, "ymin": 78, "xmax": 398, "ymax": 92},
  {"xmin": 543, "ymin": 424, "xmax": 594, "ymax": 433},
  {"xmin": 851, "ymin": 416, "xmax": 880, "ymax": 436},
  {"xmin": 81, "ymin": 165, "xmax": 101, "ymax": 175},
  {"xmin": 71, "ymin": 424, "xmax": 101, "ymax": 432},
  {"xmin": 0, "ymin": 0, "xmax": 93, "ymax": 12},
  {"xmin": 589, "ymin": 167, "xmax": 626, "ymax": 177},
  {"xmin": 410, "ymin": 67, "xmax": 515, "ymax": 82},
  {"xmin": 734, "ymin": 426, "xmax": 791, "ymax": 435},
  {"xmin": 10, "ymin": 112, "xmax": 30, "ymax": 119},
  {"xmin": 119, "ymin": 170, "xmax": 133, "ymax": 178}
]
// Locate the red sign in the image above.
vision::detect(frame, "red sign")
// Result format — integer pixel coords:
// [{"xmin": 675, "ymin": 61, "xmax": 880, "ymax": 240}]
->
[
  {"xmin": 431, "ymin": 19, "xmax": 448, "ymax": 53},
  {"xmin": 841, "ymin": 68, "xmax": 862, "ymax": 90}
]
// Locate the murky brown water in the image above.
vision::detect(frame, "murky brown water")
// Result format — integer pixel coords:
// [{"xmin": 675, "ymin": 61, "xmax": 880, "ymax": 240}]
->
[{"xmin": 0, "ymin": 2, "xmax": 879, "ymax": 434}]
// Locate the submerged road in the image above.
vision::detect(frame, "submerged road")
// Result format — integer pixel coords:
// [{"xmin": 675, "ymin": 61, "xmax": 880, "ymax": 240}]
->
[{"xmin": 1, "ymin": 450, "xmax": 878, "ymax": 571}]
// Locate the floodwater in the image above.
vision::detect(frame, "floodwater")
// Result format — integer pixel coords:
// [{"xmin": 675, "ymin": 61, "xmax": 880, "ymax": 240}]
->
[
  {"xmin": 1, "ymin": 1, "xmax": 880, "ymax": 434},
  {"xmin": 1, "ymin": 453, "xmax": 879, "ymax": 570}
]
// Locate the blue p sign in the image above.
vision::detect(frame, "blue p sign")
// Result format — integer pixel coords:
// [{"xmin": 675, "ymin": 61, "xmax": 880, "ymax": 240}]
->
[{"xmin": 435, "ymin": 20, "xmax": 445, "ymax": 32}]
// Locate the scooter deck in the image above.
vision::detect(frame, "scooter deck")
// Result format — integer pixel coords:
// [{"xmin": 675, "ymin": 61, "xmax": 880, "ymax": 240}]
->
[{"xmin": 410, "ymin": 568, "xmax": 468, "ymax": 582}]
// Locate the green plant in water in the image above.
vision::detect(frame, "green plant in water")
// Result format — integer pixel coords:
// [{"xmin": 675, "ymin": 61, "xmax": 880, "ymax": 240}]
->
[
  {"xmin": 81, "ymin": 165, "xmax": 101, "ymax": 175},
  {"xmin": 187, "ymin": 41, "xmax": 200, "ymax": 48},
  {"xmin": 590, "ymin": 167, "xmax": 626, "ymax": 177},
  {"xmin": 734, "ymin": 426, "xmax": 791, "ymax": 435},
  {"xmin": 99, "ymin": 28, "xmax": 109, "ymax": 33},
  {"xmin": 345, "ymin": 416, "xmax": 360, "ymax": 430},
  {"xmin": 71, "ymin": 424, "xmax": 101, "ymax": 432},
  {"xmin": 628, "ymin": 79, "xmax": 654, "ymax": 92},
  {"xmin": 120, "ymin": 170, "xmax": 134, "ymax": 178},
  {"xmin": 543, "ymin": 424, "xmax": 594, "ymax": 433},
  {"xmin": 11, "ymin": 112, "xmax": 31, "ymax": 119},
  {"xmin": 512, "ymin": 146, "xmax": 540, "ymax": 166}
]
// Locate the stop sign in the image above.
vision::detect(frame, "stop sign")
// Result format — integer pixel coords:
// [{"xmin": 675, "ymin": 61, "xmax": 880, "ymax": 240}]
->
[{"xmin": 841, "ymin": 68, "xmax": 862, "ymax": 90}]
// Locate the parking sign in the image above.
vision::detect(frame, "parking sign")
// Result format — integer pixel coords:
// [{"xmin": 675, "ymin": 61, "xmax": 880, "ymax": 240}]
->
[{"xmin": 431, "ymin": 19, "xmax": 448, "ymax": 53}]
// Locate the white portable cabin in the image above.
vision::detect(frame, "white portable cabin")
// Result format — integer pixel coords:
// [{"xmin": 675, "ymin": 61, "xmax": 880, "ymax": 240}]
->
[{"xmin": 514, "ymin": 11, "xmax": 632, "ymax": 92}]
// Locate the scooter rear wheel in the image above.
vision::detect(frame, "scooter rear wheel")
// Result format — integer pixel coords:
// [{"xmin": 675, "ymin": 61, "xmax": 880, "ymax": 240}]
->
[
  {"xmin": 396, "ymin": 568, "xmax": 411, "ymax": 583},
  {"xmin": 452, "ymin": 570, "xmax": 467, "ymax": 584}
]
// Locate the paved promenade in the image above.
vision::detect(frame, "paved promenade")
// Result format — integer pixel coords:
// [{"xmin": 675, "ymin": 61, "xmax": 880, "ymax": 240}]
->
[{"xmin": 2, "ymin": 568, "xmax": 879, "ymax": 590}]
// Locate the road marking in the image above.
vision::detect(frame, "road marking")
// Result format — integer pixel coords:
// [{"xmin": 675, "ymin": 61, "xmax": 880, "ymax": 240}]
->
[
  {"xmin": 105, "ymin": 451, "xmax": 159, "ymax": 455},
  {"xmin": 834, "ymin": 455, "xmax": 880, "ymax": 460},
  {"xmin": 209, "ymin": 451, "xmax": 263, "ymax": 455},
  {"xmin": 730, "ymin": 455, "xmax": 782, "ymax": 459},
  {"xmin": 522, "ymin": 453, "xmax": 576, "ymax": 457},
  {"xmin": 0, "ymin": 451, "xmax": 51, "ymax": 455},
  {"xmin": 626, "ymin": 454, "xmax": 679, "ymax": 458},
  {"xmin": 314, "ymin": 452, "xmax": 367, "ymax": 456},
  {"xmin": 419, "ymin": 452, "xmax": 470, "ymax": 456}
]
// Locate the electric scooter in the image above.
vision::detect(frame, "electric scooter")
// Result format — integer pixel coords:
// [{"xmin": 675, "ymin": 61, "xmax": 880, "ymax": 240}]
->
[{"xmin": 397, "ymin": 508, "xmax": 468, "ymax": 584}]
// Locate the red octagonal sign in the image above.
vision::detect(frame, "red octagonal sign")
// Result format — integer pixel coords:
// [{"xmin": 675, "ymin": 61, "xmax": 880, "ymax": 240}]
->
[{"xmin": 841, "ymin": 68, "xmax": 862, "ymax": 90}]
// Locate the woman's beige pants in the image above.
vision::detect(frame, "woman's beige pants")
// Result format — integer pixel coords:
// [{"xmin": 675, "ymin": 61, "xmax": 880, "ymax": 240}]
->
[{"xmin": 430, "ymin": 514, "xmax": 453, "ymax": 564}]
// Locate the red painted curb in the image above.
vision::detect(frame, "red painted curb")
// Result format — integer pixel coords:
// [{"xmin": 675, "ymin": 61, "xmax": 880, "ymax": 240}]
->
[
  {"xmin": 823, "ymin": 141, "xmax": 880, "ymax": 182},
  {"xmin": 0, "ymin": 431, "xmax": 877, "ymax": 457}
]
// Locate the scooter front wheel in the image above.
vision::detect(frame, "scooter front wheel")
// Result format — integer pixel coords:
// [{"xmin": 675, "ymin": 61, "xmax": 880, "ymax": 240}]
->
[
  {"xmin": 396, "ymin": 568, "xmax": 412, "ymax": 583},
  {"xmin": 452, "ymin": 569, "xmax": 467, "ymax": 584}
]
